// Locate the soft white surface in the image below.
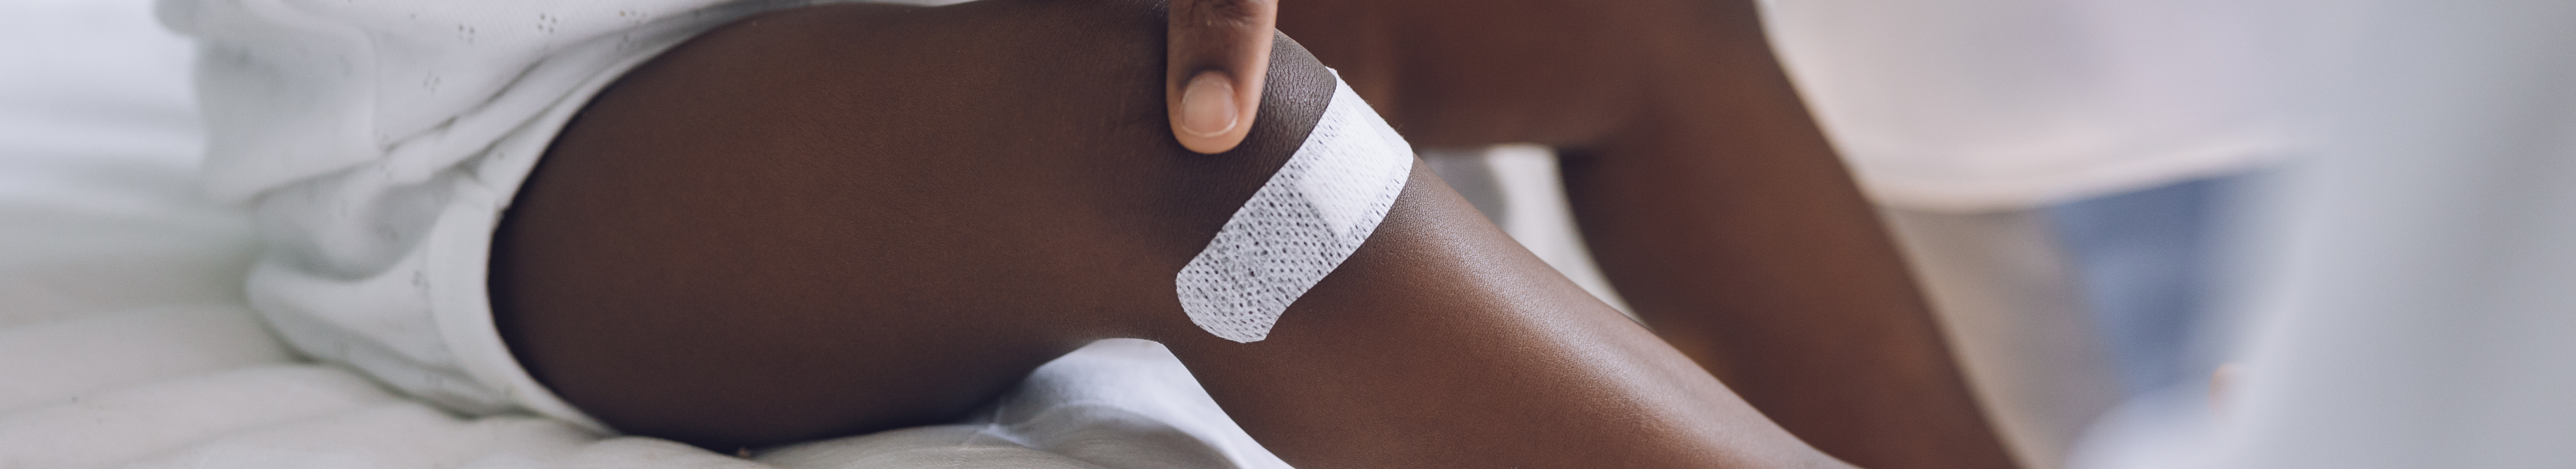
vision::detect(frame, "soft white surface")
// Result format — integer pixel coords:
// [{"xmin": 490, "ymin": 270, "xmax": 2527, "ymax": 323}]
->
[{"xmin": 1, "ymin": 1, "xmax": 1286, "ymax": 467}]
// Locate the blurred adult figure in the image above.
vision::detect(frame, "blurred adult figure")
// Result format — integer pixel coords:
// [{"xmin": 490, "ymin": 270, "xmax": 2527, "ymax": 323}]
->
[
  {"xmin": 1762, "ymin": 0, "xmax": 2293, "ymax": 466},
  {"xmin": 2211, "ymin": 1, "xmax": 2576, "ymax": 467}
]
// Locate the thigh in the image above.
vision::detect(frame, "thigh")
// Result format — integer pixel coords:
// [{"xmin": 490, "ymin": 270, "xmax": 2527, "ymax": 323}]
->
[
  {"xmin": 490, "ymin": 0, "xmax": 1332, "ymax": 449},
  {"xmin": 1274, "ymin": 0, "xmax": 1734, "ymax": 148},
  {"xmin": 494, "ymin": 4, "xmax": 1844, "ymax": 468}
]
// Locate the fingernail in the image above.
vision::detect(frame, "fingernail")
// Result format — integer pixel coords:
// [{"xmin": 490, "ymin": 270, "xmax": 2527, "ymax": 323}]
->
[{"xmin": 1179, "ymin": 71, "xmax": 1240, "ymax": 138}]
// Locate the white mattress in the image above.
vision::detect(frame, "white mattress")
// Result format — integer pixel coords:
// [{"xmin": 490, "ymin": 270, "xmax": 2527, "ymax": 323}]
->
[{"xmin": 0, "ymin": 1, "xmax": 1286, "ymax": 467}]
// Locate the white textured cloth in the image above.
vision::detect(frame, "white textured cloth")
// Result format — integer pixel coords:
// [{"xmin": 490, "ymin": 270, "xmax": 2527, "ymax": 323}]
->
[
  {"xmin": 1177, "ymin": 77, "xmax": 1415, "ymax": 343},
  {"xmin": 157, "ymin": 0, "xmax": 823, "ymax": 429},
  {"xmin": 1762, "ymin": 0, "xmax": 2292, "ymax": 211}
]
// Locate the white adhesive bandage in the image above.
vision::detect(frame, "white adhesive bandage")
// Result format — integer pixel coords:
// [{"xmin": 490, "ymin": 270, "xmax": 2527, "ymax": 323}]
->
[{"xmin": 1176, "ymin": 76, "xmax": 1417, "ymax": 343}]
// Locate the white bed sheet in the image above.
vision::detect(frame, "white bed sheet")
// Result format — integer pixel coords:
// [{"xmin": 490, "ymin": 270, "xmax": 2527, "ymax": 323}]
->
[{"xmin": 0, "ymin": 1, "xmax": 1287, "ymax": 467}]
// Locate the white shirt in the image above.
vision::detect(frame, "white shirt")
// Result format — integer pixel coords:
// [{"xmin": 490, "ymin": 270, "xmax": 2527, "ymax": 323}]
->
[{"xmin": 1762, "ymin": 0, "xmax": 2291, "ymax": 211}]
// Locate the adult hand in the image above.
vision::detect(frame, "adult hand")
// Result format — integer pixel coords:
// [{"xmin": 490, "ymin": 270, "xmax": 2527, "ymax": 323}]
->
[{"xmin": 1166, "ymin": 0, "xmax": 1275, "ymax": 154}]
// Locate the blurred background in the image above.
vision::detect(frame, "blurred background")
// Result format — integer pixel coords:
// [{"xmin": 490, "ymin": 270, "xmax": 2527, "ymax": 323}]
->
[
  {"xmin": 5, "ymin": 0, "xmax": 2571, "ymax": 467},
  {"xmin": 1435, "ymin": 1, "xmax": 2574, "ymax": 468}
]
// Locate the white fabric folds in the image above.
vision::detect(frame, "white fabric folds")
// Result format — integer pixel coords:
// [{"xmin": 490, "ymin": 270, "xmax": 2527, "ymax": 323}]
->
[
  {"xmin": 162, "ymin": 0, "xmax": 804, "ymax": 429},
  {"xmin": 1176, "ymin": 77, "xmax": 1416, "ymax": 343}
]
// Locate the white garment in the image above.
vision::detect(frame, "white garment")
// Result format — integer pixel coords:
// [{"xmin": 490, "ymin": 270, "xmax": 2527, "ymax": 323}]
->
[
  {"xmin": 2208, "ymin": 1, "xmax": 2576, "ymax": 467},
  {"xmin": 160, "ymin": 0, "xmax": 814, "ymax": 430},
  {"xmin": 1762, "ymin": 0, "xmax": 2291, "ymax": 211}
]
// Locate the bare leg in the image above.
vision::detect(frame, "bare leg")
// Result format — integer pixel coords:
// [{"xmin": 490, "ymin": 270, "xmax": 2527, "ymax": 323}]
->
[
  {"xmin": 1275, "ymin": 2, "xmax": 2020, "ymax": 467},
  {"xmin": 494, "ymin": 2, "xmax": 1842, "ymax": 467}
]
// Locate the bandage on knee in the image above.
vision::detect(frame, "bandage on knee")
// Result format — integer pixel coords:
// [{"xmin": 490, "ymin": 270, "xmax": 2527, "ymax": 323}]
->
[{"xmin": 1176, "ymin": 75, "xmax": 1416, "ymax": 343}]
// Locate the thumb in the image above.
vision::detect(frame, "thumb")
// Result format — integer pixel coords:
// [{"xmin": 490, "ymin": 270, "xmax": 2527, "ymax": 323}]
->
[{"xmin": 1167, "ymin": 0, "xmax": 1276, "ymax": 154}]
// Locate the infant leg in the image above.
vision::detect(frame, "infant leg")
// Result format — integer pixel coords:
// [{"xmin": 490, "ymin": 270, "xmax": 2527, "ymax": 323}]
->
[
  {"xmin": 493, "ymin": 0, "xmax": 1324, "ymax": 447},
  {"xmin": 494, "ymin": 2, "xmax": 1838, "ymax": 467}
]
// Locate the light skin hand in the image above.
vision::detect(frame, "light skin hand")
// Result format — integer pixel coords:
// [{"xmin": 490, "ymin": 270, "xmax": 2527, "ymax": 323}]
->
[{"xmin": 1166, "ymin": 0, "xmax": 1274, "ymax": 154}]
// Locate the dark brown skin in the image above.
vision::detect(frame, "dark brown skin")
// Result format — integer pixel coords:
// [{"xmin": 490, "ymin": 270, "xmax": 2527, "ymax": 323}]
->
[
  {"xmin": 1276, "ymin": 2, "xmax": 2021, "ymax": 469},
  {"xmin": 496, "ymin": 0, "xmax": 2011, "ymax": 467},
  {"xmin": 497, "ymin": 1, "xmax": 1840, "ymax": 467}
]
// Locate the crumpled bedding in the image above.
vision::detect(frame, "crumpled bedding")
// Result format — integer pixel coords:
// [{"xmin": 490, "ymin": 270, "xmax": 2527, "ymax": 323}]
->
[{"xmin": 0, "ymin": 1, "xmax": 1288, "ymax": 467}]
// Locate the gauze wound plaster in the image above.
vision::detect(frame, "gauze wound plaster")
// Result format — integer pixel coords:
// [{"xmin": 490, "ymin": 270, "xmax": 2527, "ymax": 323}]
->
[{"xmin": 1177, "ymin": 76, "xmax": 1417, "ymax": 343}]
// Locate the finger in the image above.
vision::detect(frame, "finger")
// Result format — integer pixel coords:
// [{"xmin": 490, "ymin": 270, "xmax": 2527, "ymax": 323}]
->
[{"xmin": 1168, "ymin": 0, "xmax": 1276, "ymax": 154}]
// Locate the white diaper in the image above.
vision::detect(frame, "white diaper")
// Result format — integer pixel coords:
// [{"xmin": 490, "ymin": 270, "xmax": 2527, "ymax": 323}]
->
[{"xmin": 167, "ymin": 0, "xmax": 816, "ymax": 432}]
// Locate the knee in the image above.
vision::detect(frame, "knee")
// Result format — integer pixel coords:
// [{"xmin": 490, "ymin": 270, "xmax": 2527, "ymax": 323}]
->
[{"xmin": 497, "ymin": 0, "xmax": 1345, "ymax": 448}]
